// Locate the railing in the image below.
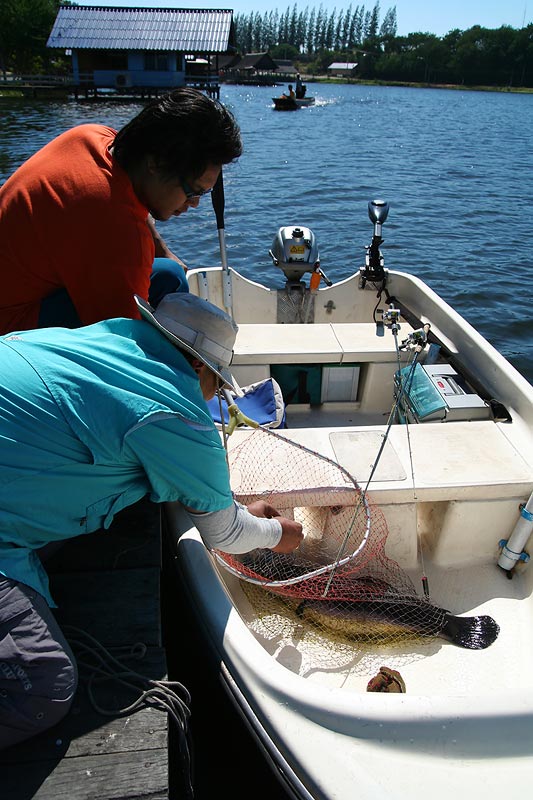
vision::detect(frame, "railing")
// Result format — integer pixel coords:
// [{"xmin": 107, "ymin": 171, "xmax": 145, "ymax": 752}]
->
[
  {"xmin": 0, "ymin": 71, "xmax": 221, "ymax": 99},
  {"xmin": 1, "ymin": 72, "xmax": 222, "ymax": 87},
  {"xmin": 0, "ymin": 73, "xmax": 71, "ymax": 86}
]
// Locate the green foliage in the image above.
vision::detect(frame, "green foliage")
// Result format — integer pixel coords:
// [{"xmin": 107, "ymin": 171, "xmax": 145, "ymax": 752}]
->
[
  {"xmin": 270, "ymin": 43, "xmax": 300, "ymax": 60},
  {"xmin": 234, "ymin": 4, "xmax": 533, "ymax": 87},
  {"xmin": 0, "ymin": 0, "xmax": 64, "ymax": 75}
]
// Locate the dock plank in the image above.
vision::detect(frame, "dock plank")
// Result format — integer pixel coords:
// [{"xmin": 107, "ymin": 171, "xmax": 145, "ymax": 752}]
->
[{"xmin": 1, "ymin": 749, "xmax": 169, "ymax": 800}]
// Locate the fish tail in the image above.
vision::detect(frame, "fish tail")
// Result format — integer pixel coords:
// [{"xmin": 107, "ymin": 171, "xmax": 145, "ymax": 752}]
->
[{"xmin": 440, "ymin": 613, "xmax": 500, "ymax": 649}]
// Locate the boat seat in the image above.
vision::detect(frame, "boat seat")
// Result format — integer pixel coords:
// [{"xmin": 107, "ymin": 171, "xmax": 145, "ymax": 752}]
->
[
  {"xmin": 233, "ymin": 322, "xmax": 416, "ymax": 366},
  {"xmin": 331, "ymin": 322, "xmax": 416, "ymax": 362},
  {"xmin": 225, "ymin": 420, "xmax": 533, "ymax": 569},
  {"xmin": 268, "ymin": 421, "xmax": 533, "ymax": 503}
]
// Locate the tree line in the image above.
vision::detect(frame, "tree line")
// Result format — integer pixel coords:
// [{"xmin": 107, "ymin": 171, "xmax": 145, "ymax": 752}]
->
[
  {"xmin": 235, "ymin": 3, "xmax": 397, "ymax": 55},
  {"xmin": 234, "ymin": 3, "xmax": 533, "ymax": 88}
]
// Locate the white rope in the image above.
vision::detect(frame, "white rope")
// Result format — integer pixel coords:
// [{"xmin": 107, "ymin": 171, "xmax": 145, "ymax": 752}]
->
[{"xmin": 63, "ymin": 625, "xmax": 194, "ymax": 798}]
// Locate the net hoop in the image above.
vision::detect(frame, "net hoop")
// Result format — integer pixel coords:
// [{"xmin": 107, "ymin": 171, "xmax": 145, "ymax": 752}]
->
[{"xmin": 212, "ymin": 427, "xmax": 372, "ymax": 587}]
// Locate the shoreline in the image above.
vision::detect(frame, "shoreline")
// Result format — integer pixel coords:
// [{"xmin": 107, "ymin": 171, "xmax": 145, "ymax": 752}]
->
[
  {"xmin": 302, "ymin": 76, "xmax": 533, "ymax": 94},
  {"xmin": 2, "ymin": 78, "xmax": 532, "ymax": 100}
]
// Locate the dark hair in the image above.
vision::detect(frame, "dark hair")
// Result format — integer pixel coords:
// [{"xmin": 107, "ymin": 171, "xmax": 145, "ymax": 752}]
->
[{"xmin": 112, "ymin": 87, "xmax": 242, "ymax": 181}]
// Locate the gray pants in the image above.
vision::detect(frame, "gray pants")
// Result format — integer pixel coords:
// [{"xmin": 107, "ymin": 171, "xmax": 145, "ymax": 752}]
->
[{"xmin": 0, "ymin": 577, "xmax": 77, "ymax": 749}]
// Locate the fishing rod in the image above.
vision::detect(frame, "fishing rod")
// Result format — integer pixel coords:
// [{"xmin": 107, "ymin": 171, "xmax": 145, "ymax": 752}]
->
[
  {"xmin": 211, "ymin": 170, "xmax": 233, "ymax": 318},
  {"xmin": 321, "ymin": 203, "xmax": 432, "ymax": 601},
  {"xmin": 321, "ymin": 312, "xmax": 429, "ymax": 597}
]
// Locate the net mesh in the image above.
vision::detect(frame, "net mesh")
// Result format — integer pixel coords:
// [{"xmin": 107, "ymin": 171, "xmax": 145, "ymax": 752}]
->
[{"xmin": 212, "ymin": 427, "xmax": 439, "ymax": 649}]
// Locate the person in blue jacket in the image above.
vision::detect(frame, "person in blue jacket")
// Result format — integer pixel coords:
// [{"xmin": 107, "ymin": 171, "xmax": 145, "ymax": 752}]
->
[{"xmin": 0, "ymin": 292, "xmax": 303, "ymax": 749}]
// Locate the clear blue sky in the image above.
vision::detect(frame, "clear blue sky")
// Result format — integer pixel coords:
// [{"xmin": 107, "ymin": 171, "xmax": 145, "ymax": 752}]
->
[{"xmin": 90, "ymin": 1, "xmax": 531, "ymax": 36}]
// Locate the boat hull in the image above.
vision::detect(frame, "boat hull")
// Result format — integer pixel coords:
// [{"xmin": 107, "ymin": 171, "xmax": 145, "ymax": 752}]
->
[
  {"xmin": 167, "ymin": 506, "xmax": 533, "ymax": 800},
  {"xmin": 272, "ymin": 96, "xmax": 315, "ymax": 110}
]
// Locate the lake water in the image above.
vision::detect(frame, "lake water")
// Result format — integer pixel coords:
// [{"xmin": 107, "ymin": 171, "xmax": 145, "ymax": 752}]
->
[{"xmin": 1, "ymin": 83, "xmax": 532, "ymax": 383}]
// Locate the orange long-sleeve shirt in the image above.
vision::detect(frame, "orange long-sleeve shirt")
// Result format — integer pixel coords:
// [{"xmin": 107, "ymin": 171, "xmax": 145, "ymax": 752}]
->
[{"xmin": 0, "ymin": 124, "xmax": 155, "ymax": 333}]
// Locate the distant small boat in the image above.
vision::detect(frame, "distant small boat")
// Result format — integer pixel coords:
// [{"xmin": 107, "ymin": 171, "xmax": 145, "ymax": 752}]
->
[{"xmin": 272, "ymin": 95, "xmax": 315, "ymax": 111}]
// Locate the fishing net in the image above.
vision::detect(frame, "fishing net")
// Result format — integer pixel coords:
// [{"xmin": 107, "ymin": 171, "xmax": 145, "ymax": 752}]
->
[
  {"xmin": 212, "ymin": 427, "xmax": 499, "ymax": 652},
  {"xmin": 212, "ymin": 427, "xmax": 428, "ymax": 647}
]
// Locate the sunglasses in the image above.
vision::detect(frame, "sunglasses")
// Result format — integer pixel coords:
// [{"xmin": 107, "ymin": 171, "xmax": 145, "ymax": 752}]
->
[{"xmin": 180, "ymin": 177, "xmax": 213, "ymax": 200}]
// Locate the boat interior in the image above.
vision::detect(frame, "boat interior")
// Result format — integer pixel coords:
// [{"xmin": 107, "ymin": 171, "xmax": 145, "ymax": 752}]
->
[{"xmin": 169, "ymin": 260, "xmax": 533, "ymax": 702}]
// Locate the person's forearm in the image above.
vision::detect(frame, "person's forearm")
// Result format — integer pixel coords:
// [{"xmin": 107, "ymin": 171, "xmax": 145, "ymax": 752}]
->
[
  {"xmin": 147, "ymin": 216, "xmax": 188, "ymax": 267},
  {"xmin": 186, "ymin": 501, "xmax": 282, "ymax": 553}
]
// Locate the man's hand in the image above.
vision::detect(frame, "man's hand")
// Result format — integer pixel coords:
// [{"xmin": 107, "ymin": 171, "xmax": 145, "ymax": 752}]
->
[
  {"xmin": 271, "ymin": 518, "xmax": 304, "ymax": 553},
  {"xmin": 246, "ymin": 500, "xmax": 303, "ymax": 553}
]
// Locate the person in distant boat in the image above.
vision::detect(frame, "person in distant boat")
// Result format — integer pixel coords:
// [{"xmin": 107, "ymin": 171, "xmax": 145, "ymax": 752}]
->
[
  {"xmin": 0, "ymin": 292, "xmax": 303, "ymax": 749},
  {"xmin": 295, "ymin": 74, "xmax": 306, "ymax": 99},
  {"xmin": 0, "ymin": 88, "xmax": 242, "ymax": 334},
  {"xmin": 282, "ymin": 84, "xmax": 296, "ymax": 99}
]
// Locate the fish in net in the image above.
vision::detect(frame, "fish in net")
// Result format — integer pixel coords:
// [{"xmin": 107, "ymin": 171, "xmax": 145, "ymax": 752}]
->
[{"xmin": 212, "ymin": 427, "xmax": 499, "ymax": 650}]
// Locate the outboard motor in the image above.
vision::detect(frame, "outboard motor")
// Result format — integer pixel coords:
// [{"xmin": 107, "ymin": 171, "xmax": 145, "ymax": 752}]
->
[
  {"xmin": 359, "ymin": 198, "xmax": 389, "ymax": 287},
  {"xmin": 269, "ymin": 225, "xmax": 331, "ymax": 323},
  {"xmin": 269, "ymin": 225, "xmax": 320, "ymax": 284}
]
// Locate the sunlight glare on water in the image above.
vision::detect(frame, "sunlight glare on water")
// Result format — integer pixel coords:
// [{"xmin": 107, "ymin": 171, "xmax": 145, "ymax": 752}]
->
[{"xmin": 1, "ymin": 83, "xmax": 532, "ymax": 382}]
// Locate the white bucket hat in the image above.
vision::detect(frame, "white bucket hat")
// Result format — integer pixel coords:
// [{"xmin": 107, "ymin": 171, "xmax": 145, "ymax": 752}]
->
[{"xmin": 134, "ymin": 293, "xmax": 238, "ymax": 391}]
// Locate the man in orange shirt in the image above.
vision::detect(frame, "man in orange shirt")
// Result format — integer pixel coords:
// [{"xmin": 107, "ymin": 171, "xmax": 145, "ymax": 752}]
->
[{"xmin": 0, "ymin": 88, "xmax": 242, "ymax": 333}]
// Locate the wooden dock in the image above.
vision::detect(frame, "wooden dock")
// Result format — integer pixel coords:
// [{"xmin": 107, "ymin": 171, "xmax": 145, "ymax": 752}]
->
[
  {"xmin": 0, "ymin": 497, "xmax": 173, "ymax": 800},
  {"xmin": 0, "ymin": 75, "xmax": 220, "ymax": 100}
]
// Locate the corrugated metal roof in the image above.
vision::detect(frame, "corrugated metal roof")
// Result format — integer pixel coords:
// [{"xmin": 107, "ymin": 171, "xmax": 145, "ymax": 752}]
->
[
  {"xmin": 47, "ymin": 6, "xmax": 235, "ymax": 52},
  {"xmin": 328, "ymin": 62, "xmax": 358, "ymax": 70}
]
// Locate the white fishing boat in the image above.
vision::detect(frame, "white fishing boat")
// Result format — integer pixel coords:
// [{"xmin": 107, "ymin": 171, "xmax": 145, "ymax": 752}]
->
[{"xmin": 164, "ymin": 195, "xmax": 533, "ymax": 799}]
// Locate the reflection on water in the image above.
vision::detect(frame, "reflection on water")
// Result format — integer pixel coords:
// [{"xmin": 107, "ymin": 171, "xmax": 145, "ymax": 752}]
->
[{"xmin": 1, "ymin": 84, "xmax": 532, "ymax": 383}]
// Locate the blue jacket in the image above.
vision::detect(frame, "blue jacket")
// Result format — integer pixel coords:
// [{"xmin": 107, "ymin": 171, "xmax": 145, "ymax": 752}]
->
[{"xmin": 0, "ymin": 319, "xmax": 232, "ymax": 604}]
